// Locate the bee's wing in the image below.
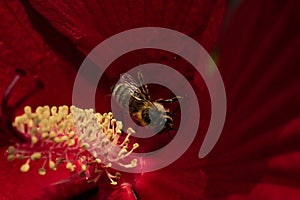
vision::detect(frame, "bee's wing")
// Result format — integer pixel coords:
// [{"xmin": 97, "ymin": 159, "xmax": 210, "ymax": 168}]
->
[
  {"xmin": 119, "ymin": 73, "xmax": 140, "ymax": 88},
  {"xmin": 112, "ymin": 73, "xmax": 146, "ymax": 110},
  {"xmin": 118, "ymin": 73, "xmax": 143, "ymax": 97}
]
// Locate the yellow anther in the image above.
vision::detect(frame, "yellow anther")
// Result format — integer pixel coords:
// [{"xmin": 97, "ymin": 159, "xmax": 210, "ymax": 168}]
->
[
  {"xmin": 95, "ymin": 113, "xmax": 102, "ymax": 121},
  {"xmin": 66, "ymin": 162, "xmax": 75, "ymax": 172},
  {"xmin": 123, "ymin": 159, "xmax": 137, "ymax": 168},
  {"xmin": 95, "ymin": 158, "xmax": 101, "ymax": 164},
  {"xmin": 41, "ymin": 132, "xmax": 49, "ymax": 139},
  {"xmin": 104, "ymin": 118, "xmax": 110, "ymax": 126},
  {"xmin": 131, "ymin": 159, "xmax": 137, "ymax": 167},
  {"xmin": 116, "ymin": 121, "xmax": 123, "ymax": 129},
  {"xmin": 69, "ymin": 131, "xmax": 75, "ymax": 138},
  {"xmin": 120, "ymin": 138, "xmax": 129, "ymax": 147},
  {"xmin": 127, "ymin": 127, "xmax": 136, "ymax": 135},
  {"xmin": 20, "ymin": 163, "xmax": 30, "ymax": 172},
  {"xmin": 133, "ymin": 143, "xmax": 139, "ymax": 149},
  {"xmin": 58, "ymin": 105, "xmax": 69, "ymax": 117},
  {"xmin": 53, "ymin": 137, "xmax": 61, "ymax": 143},
  {"xmin": 110, "ymin": 181, "xmax": 117, "ymax": 185},
  {"xmin": 81, "ymin": 164, "xmax": 87, "ymax": 171},
  {"xmin": 66, "ymin": 162, "xmax": 72, "ymax": 169},
  {"xmin": 92, "ymin": 151, "xmax": 97, "ymax": 158},
  {"xmin": 106, "ymin": 163, "xmax": 112, "ymax": 168},
  {"xmin": 115, "ymin": 172, "xmax": 121, "ymax": 179},
  {"xmin": 118, "ymin": 148, "xmax": 127, "ymax": 157},
  {"xmin": 15, "ymin": 115, "xmax": 26, "ymax": 125},
  {"xmin": 68, "ymin": 139, "xmax": 75, "ymax": 146},
  {"xmin": 111, "ymin": 119, "xmax": 116, "ymax": 126},
  {"xmin": 61, "ymin": 135, "xmax": 68, "ymax": 141},
  {"xmin": 116, "ymin": 129, "xmax": 122, "ymax": 134},
  {"xmin": 108, "ymin": 112, "xmax": 113, "ymax": 118},
  {"xmin": 36, "ymin": 106, "xmax": 43, "ymax": 115},
  {"xmin": 49, "ymin": 160, "xmax": 56, "ymax": 169},
  {"xmin": 106, "ymin": 129, "xmax": 113, "ymax": 140},
  {"xmin": 14, "ymin": 116, "xmax": 22, "ymax": 125},
  {"xmin": 16, "ymin": 154, "xmax": 24, "ymax": 160},
  {"xmin": 82, "ymin": 143, "xmax": 90, "ymax": 149},
  {"xmin": 38, "ymin": 168, "xmax": 46, "ymax": 175},
  {"xmin": 49, "ymin": 131, "xmax": 56, "ymax": 138},
  {"xmin": 31, "ymin": 136, "xmax": 38, "ymax": 144},
  {"xmin": 70, "ymin": 105, "xmax": 75, "ymax": 113},
  {"xmin": 43, "ymin": 106, "xmax": 50, "ymax": 117},
  {"xmin": 7, "ymin": 146, "xmax": 15, "ymax": 155},
  {"xmin": 51, "ymin": 106, "xmax": 57, "ymax": 115},
  {"xmin": 7, "ymin": 155, "xmax": 14, "ymax": 161},
  {"xmin": 24, "ymin": 106, "xmax": 32, "ymax": 115},
  {"xmin": 31, "ymin": 152, "xmax": 42, "ymax": 161}
]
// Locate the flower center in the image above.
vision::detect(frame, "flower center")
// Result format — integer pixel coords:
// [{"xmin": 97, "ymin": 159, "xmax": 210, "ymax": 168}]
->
[{"xmin": 7, "ymin": 105, "xmax": 138, "ymax": 185}]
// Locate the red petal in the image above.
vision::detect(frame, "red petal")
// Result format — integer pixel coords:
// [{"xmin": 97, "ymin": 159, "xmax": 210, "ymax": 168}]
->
[
  {"xmin": 107, "ymin": 183, "xmax": 138, "ymax": 200},
  {"xmin": 203, "ymin": 0, "xmax": 300, "ymax": 199},
  {"xmin": 0, "ymin": 0, "xmax": 81, "ymax": 108},
  {"xmin": 29, "ymin": 0, "xmax": 225, "ymax": 54}
]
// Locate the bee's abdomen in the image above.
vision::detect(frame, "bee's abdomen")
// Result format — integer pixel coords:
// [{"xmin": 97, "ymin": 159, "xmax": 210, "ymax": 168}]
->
[{"xmin": 112, "ymin": 83, "xmax": 135, "ymax": 108}]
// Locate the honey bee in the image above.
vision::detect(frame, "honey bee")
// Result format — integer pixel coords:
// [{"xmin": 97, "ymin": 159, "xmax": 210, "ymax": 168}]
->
[{"xmin": 112, "ymin": 72, "xmax": 180, "ymax": 136}]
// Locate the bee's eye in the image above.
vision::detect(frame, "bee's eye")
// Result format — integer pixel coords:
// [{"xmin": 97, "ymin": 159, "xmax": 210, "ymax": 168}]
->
[{"xmin": 165, "ymin": 118, "xmax": 173, "ymax": 124}]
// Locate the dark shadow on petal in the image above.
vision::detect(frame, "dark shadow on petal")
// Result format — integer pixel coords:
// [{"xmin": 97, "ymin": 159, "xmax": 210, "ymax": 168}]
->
[{"xmin": 20, "ymin": 0, "xmax": 85, "ymax": 68}]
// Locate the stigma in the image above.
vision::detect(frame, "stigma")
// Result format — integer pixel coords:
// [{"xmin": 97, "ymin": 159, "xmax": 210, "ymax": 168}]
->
[{"xmin": 7, "ymin": 105, "xmax": 138, "ymax": 185}]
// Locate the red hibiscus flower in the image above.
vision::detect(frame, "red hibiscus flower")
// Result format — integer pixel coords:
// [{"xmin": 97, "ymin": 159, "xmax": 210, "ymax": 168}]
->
[{"xmin": 1, "ymin": 0, "xmax": 299, "ymax": 200}]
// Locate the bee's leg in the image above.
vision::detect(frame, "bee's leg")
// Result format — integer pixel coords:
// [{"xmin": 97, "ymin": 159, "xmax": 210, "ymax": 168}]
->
[
  {"xmin": 156, "ymin": 96, "xmax": 182, "ymax": 104},
  {"xmin": 137, "ymin": 71, "xmax": 151, "ymax": 100},
  {"xmin": 167, "ymin": 131, "xmax": 174, "ymax": 139}
]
